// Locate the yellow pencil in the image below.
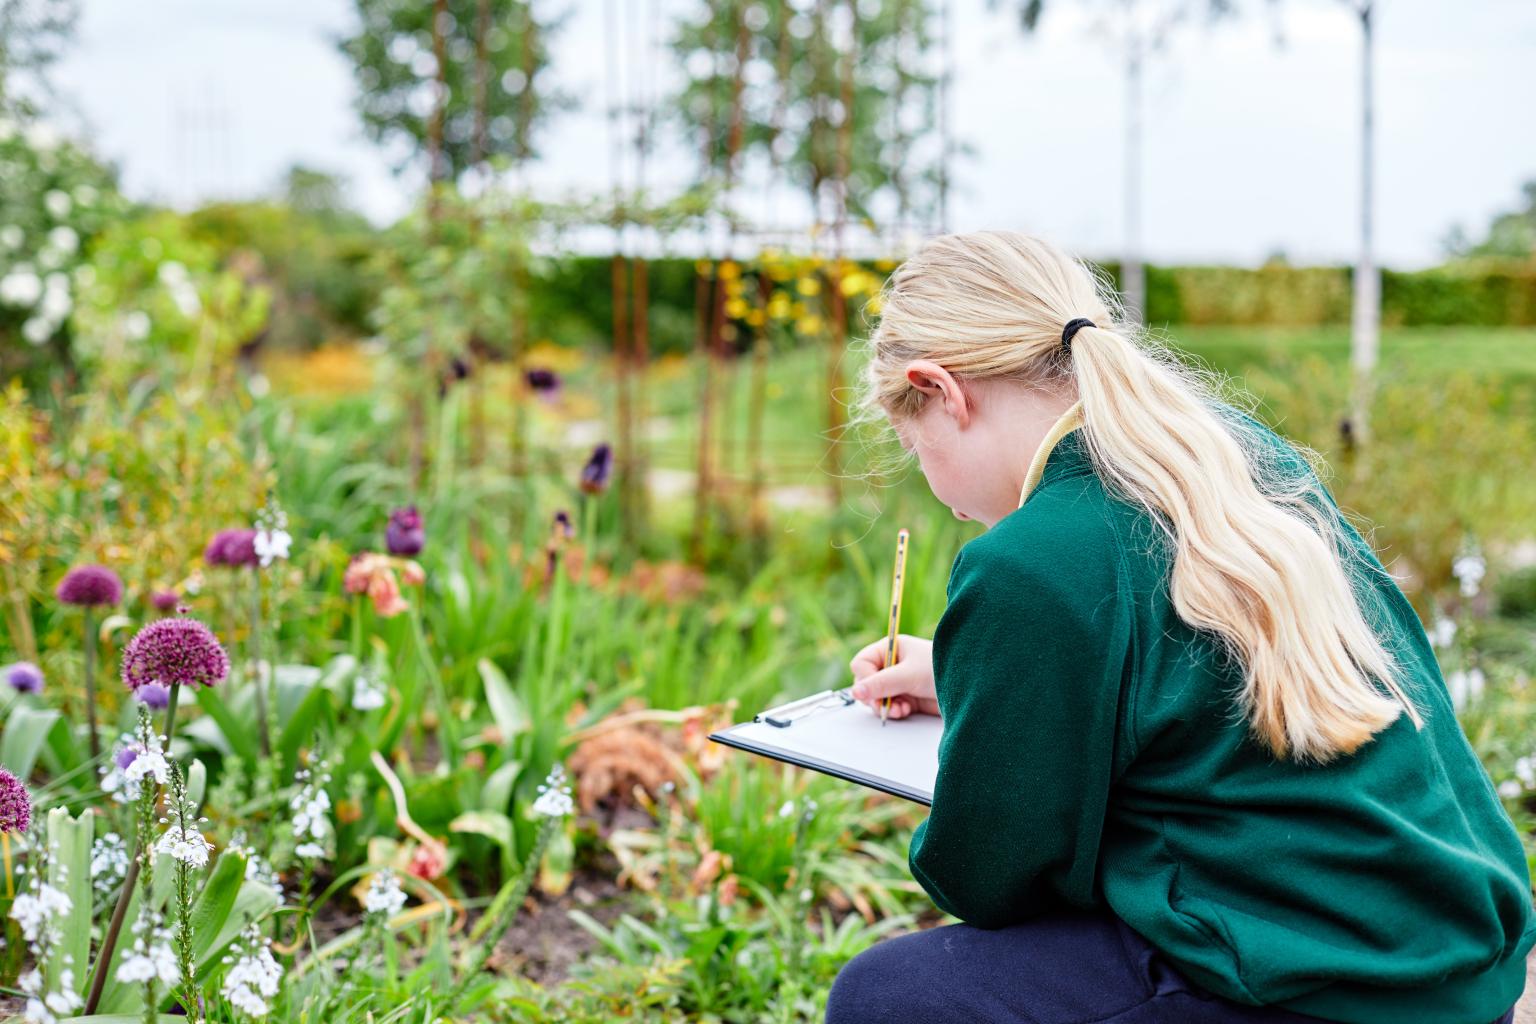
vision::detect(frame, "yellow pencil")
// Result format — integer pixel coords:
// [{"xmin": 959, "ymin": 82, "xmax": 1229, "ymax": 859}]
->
[{"xmin": 882, "ymin": 528, "xmax": 909, "ymax": 727}]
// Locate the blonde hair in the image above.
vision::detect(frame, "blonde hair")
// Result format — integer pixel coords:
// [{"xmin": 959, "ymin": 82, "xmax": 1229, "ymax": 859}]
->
[{"xmin": 853, "ymin": 230, "xmax": 1422, "ymax": 764}]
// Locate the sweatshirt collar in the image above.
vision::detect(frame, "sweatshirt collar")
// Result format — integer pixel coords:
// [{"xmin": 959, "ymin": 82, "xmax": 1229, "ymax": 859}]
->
[{"xmin": 1017, "ymin": 399, "xmax": 1087, "ymax": 508}]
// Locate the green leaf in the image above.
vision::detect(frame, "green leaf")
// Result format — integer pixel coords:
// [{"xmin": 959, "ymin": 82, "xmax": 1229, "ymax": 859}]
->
[
  {"xmin": 193, "ymin": 685, "xmax": 258, "ymax": 762},
  {"xmin": 1, "ymin": 705, "xmax": 63, "ymax": 778},
  {"xmin": 277, "ymin": 677, "xmax": 333, "ymax": 768},
  {"xmin": 477, "ymin": 658, "xmax": 528, "ymax": 745},
  {"xmin": 481, "ymin": 759, "xmax": 521, "ymax": 815},
  {"xmin": 449, "ymin": 810, "xmax": 514, "ymax": 853},
  {"xmin": 45, "ymin": 807, "xmax": 94, "ymax": 997},
  {"xmin": 187, "ymin": 849, "xmax": 247, "ymax": 970}
]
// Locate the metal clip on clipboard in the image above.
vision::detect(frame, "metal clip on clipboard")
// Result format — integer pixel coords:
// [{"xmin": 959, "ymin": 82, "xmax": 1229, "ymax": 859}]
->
[{"xmin": 754, "ymin": 688, "xmax": 856, "ymax": 728}]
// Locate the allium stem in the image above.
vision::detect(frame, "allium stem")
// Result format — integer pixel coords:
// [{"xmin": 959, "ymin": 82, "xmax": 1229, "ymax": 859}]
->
[
  {"xmin": 445, "ymin": 814, "xmax": 556, "ymax": 1006},
  {"xmin": 408, "ymin": 603, "xmax": 454, "ymax": 768},
  {"xmin": 250, "ymin": 572, "xmax": 270, "ymax": 758},
  {"xmin": 86, "ymin": 712, "xmax": 162, "ymax": 1016},
  {"xmin": 85, "ymin": 847, "xmax": 139, "ymax": 1014},
  {"xmin": 83, "ymin": 608, "xmax": 100, "ymax": 762}
]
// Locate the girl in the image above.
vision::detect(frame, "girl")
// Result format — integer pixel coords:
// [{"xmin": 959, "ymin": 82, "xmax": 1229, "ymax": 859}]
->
[{"xmin": 830, "ymin": 231, "xmax": 1534, "ymax": 1024}]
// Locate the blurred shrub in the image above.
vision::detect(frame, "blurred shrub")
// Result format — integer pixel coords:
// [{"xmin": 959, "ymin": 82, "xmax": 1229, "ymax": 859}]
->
[
  {"xmin": 1497, "ymin": 566, "xmax": 1536, "ymax": 620},
  {"xmin": 1241, "ymin": 356, "xmax": 1536, "ymax": 613},
  {"xmin": 71, "ymin": 209, "xmax": 271, "ymax": 391},
  {"xmin": 186, "ymin": 197, "xmax": 383, "ymax": 351},
  {"xmin": 0, "ymin": 110, "xmax": 132, "ymax": 381}
]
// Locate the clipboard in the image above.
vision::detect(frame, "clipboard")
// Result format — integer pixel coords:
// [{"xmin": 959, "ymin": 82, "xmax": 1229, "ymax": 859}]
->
[{"xmin": 708, "ymin": 688, "xmax": 943, "ymax": 805}]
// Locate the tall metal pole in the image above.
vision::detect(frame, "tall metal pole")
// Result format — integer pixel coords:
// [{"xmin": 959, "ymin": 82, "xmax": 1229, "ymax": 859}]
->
[
  {"xmin": 1350, "ymin": 0, "xmax": 1378, "ymax": 446},
  {"xmin": 1121, "ymin": 0, "xmax": 1145, "ymax": 324}
]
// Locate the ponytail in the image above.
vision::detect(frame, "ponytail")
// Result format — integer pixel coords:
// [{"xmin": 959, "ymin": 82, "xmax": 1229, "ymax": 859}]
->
[{"xmin": 855, "ymin": 230, "xmax": 1421, "ymax": 764}]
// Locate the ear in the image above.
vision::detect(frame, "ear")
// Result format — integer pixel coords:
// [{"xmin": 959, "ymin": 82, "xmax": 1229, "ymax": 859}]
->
[{"xmin": 904, "ymin": 360, "xmax": 971, "ymax": 428}]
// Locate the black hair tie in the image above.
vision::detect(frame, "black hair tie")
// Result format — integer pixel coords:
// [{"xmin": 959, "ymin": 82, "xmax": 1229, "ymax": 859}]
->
[{"xmin": 1061, "ymin": 317, "xmax": 1095, "ymax": 353}]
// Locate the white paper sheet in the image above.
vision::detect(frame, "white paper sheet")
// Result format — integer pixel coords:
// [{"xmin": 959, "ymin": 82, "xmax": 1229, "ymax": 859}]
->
[{"xmin": 711, "ymin": 694, "xmax": 944, "ymax": 804}]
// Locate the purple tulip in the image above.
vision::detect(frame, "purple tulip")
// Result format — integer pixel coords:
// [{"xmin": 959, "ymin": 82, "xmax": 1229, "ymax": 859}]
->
[
  {"xmin": 579, "ymin": 443, "xmax": 613, "ymax": 495},
  {"xmin": 386, "ymin": 506, "xmax": 425, "ymax": 556},
  {"xmin": 55, "ymin": 565, "xmax": 124, "ymax": 607},
  {"xmin": 0, "ymin": 768, "xmax": 30, "ymax": 834},
  {"xmin": 4, "ymin": 661, "xmax": 43, "ymax": 695},
  {"xmin": 525, "ymin": 367, "xmax": 562, "ymax": 402}
]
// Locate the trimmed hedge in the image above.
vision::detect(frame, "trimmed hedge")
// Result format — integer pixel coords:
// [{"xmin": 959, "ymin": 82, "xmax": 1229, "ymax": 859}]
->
[{"xmin": 537, "ymin": 256, "xmax": 1536, "ymax": 353}]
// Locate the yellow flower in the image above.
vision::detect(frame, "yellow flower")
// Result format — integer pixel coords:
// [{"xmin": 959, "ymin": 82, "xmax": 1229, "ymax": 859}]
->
[
  {"xmin": 725, "ymin": 297, "xmax": 749, "ymax": 319},
  {"xmin": 767, "ymin": 292, "xmax": 792, "ymax": 319},
  {"xmin": 719, "ymin": 260, "xmax": 741, "ymax": 280},
  {"xmin": 796, "ymin": 276, "xmax": 821, "ymax": 297},
  {"xmin": 796, "ymin": 315, "xmax": 824, "ymax": 336},
  {"xmin": 841, "ymin": 271, "xmax": 873, "ymax": 296}
]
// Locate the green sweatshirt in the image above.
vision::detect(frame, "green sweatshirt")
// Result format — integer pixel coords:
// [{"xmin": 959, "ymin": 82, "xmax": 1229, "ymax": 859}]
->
[{"xmin": 908, "ymin": 410, "xmax": 1536, "ymax": 1024}]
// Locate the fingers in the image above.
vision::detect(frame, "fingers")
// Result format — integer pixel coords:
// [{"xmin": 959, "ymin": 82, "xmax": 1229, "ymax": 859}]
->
[
  {"xmin": 848, "ymin": 636, "xmax": 890, "ymax": 680},
  {"xmin": 849, "ymin": 663, "xmax": 917, "ymax": 704},
  {"xmin": 848, "ymin": 633, "xmax": 922, "ymax": 681}
]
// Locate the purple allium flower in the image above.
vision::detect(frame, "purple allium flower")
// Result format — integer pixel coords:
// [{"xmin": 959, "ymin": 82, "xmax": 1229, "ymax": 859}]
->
[
  {"xmin": 205, "ymin": 528, "xmax": 259, "ymax": 568},
  {"xmin": 0, "ymin": 767, "xmax": 30, "ymax": 834},
  {"xmin": 4, "ymin": 661, "xmax": 44, "ymax": 695},
  {"xmin": 121, "ymin": 616, "xmax": 230, "ymax": 694},
  {"xmin": 150, "ymin": 589, "xmax": 180, "ymax": 612},
  {"xmin": 525, "ymin": 367, "xmax": 561, "ymax": 400},
  {"xmin": 55, "ymin": 564, "xmax": 124, "ymax": 607},
  {"xmin": 386, "ymin": 506, "xmax": 425, "ymax": 556},
  {"xmin": 135, "ymin": 681, "xmax": 171, "ymax": 710},
  {"xmin": 579, "ymin": 443, "xmax": 613, "ymax": 495}
]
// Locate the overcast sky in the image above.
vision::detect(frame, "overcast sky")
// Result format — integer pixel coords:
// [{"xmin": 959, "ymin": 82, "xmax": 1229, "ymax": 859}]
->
[{"xmin": 45, "ymin": 0, "xmax": 1536, "ymax": 269}]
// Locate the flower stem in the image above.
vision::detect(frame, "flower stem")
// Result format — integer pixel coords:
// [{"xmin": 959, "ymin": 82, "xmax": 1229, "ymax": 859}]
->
[
  {"xmin": 83, "ymin": 608, "xmax": 100, "ymax": 763},
  {"xmin": 445, "ymin": 815, "xmax": 556, "ymax": 1006},
  {"xmin": 408, "ymin": 602, "xmax": 454, "ymax": 768},
  {"xmin": 251, "ymin": 572, "xmax": 270, "ymax": 759}
]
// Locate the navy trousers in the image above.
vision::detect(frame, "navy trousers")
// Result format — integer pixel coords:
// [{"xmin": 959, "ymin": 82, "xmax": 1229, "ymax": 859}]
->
[{"xmin": 825, "ymin": 908, "xmax": 1519, "ymax": 1024}]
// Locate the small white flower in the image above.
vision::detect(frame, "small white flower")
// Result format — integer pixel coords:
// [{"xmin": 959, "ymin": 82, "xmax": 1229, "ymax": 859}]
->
[
  {"xmin": 253, "ymin": 528, "xmax": 291, "ymax": 567},
  {"xmin": 1, "ymin": 267, "xmax": 42, "ymax": 306},
  {"xmin": 1429, "ymin": 617, "xmax": 1458, "ymax": 649},
  {"xmin": 22, "ymin": 317, "xmax": 52, "ymax": 345},
  {"xmin": 156, "ymin": 824, "xmax": 214, "ymax": 868},
  {"xmin": 0, "ymin": 224, "xmax": 24, "ymax": 249},
  {"xmin": 294, "ymin": 842, "xmax": 327, "ymax": 859},
  {"xmin": 1446, "ymin": 667, "xmax": 1486, "ymax": 712},
  {"xmin": 532, "ymin": 764, "xmax": 573, "ymax": 818},
  {"xmin": 1452, "ymin": 554, "xmax": 1486, "ymax": 599},
  {"xmin": 351, "ymin": 674, "xmax": 387, "ymax": 712},
  {"xmin": 362, "ymin": 869, "xmax": 407, "ymax": 917},
  {"xmin": 221, "ymin": 934, "xmax": 283, "ymax": 1017},
  {"xmin": 777, "ymin": 800, "xmax": 795, "ymax": 819},
  {"xmin": 123, "ymin": 310, "xmax": 151, "ymax": 340},
  {"xmin": 46, "ymin": 225, "xmax": 78, "ymax": 254},
  {"xmin": 1499, "ymin": 779, "xmax": 1523, "ymax": 799},
  {"xmin": 115, "ymin": 936, "xmax": 178, "ymax": 988},
  {"xmin": 9, "ymin": 883, "xmax": 71, "ymax": 943},
  {"xmin": 125, "ymin": 744, "xmax": 170, "ymax": 787},
  {"xmin": 90, "ymin": 833, "xmax": 130, "ymax": 898},
  {"xmin": 1516, "ymin": 756, "xmax": 1535, "ymax": 789},
  {"xmin": 43, "ymin": 189, "xmax": 71, "ymax": 218}
]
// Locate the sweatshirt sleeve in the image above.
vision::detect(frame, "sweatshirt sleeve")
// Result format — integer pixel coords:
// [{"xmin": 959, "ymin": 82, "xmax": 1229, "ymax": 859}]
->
[{"xmin": 908, "ymin": 521, "xmax": 1135, "ymax": 928}]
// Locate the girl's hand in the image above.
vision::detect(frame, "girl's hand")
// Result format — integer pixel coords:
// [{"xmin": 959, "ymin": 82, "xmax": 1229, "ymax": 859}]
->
[{"xmin": 848, "ymin": 633, "xmax": 938, "ymax": 719}]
